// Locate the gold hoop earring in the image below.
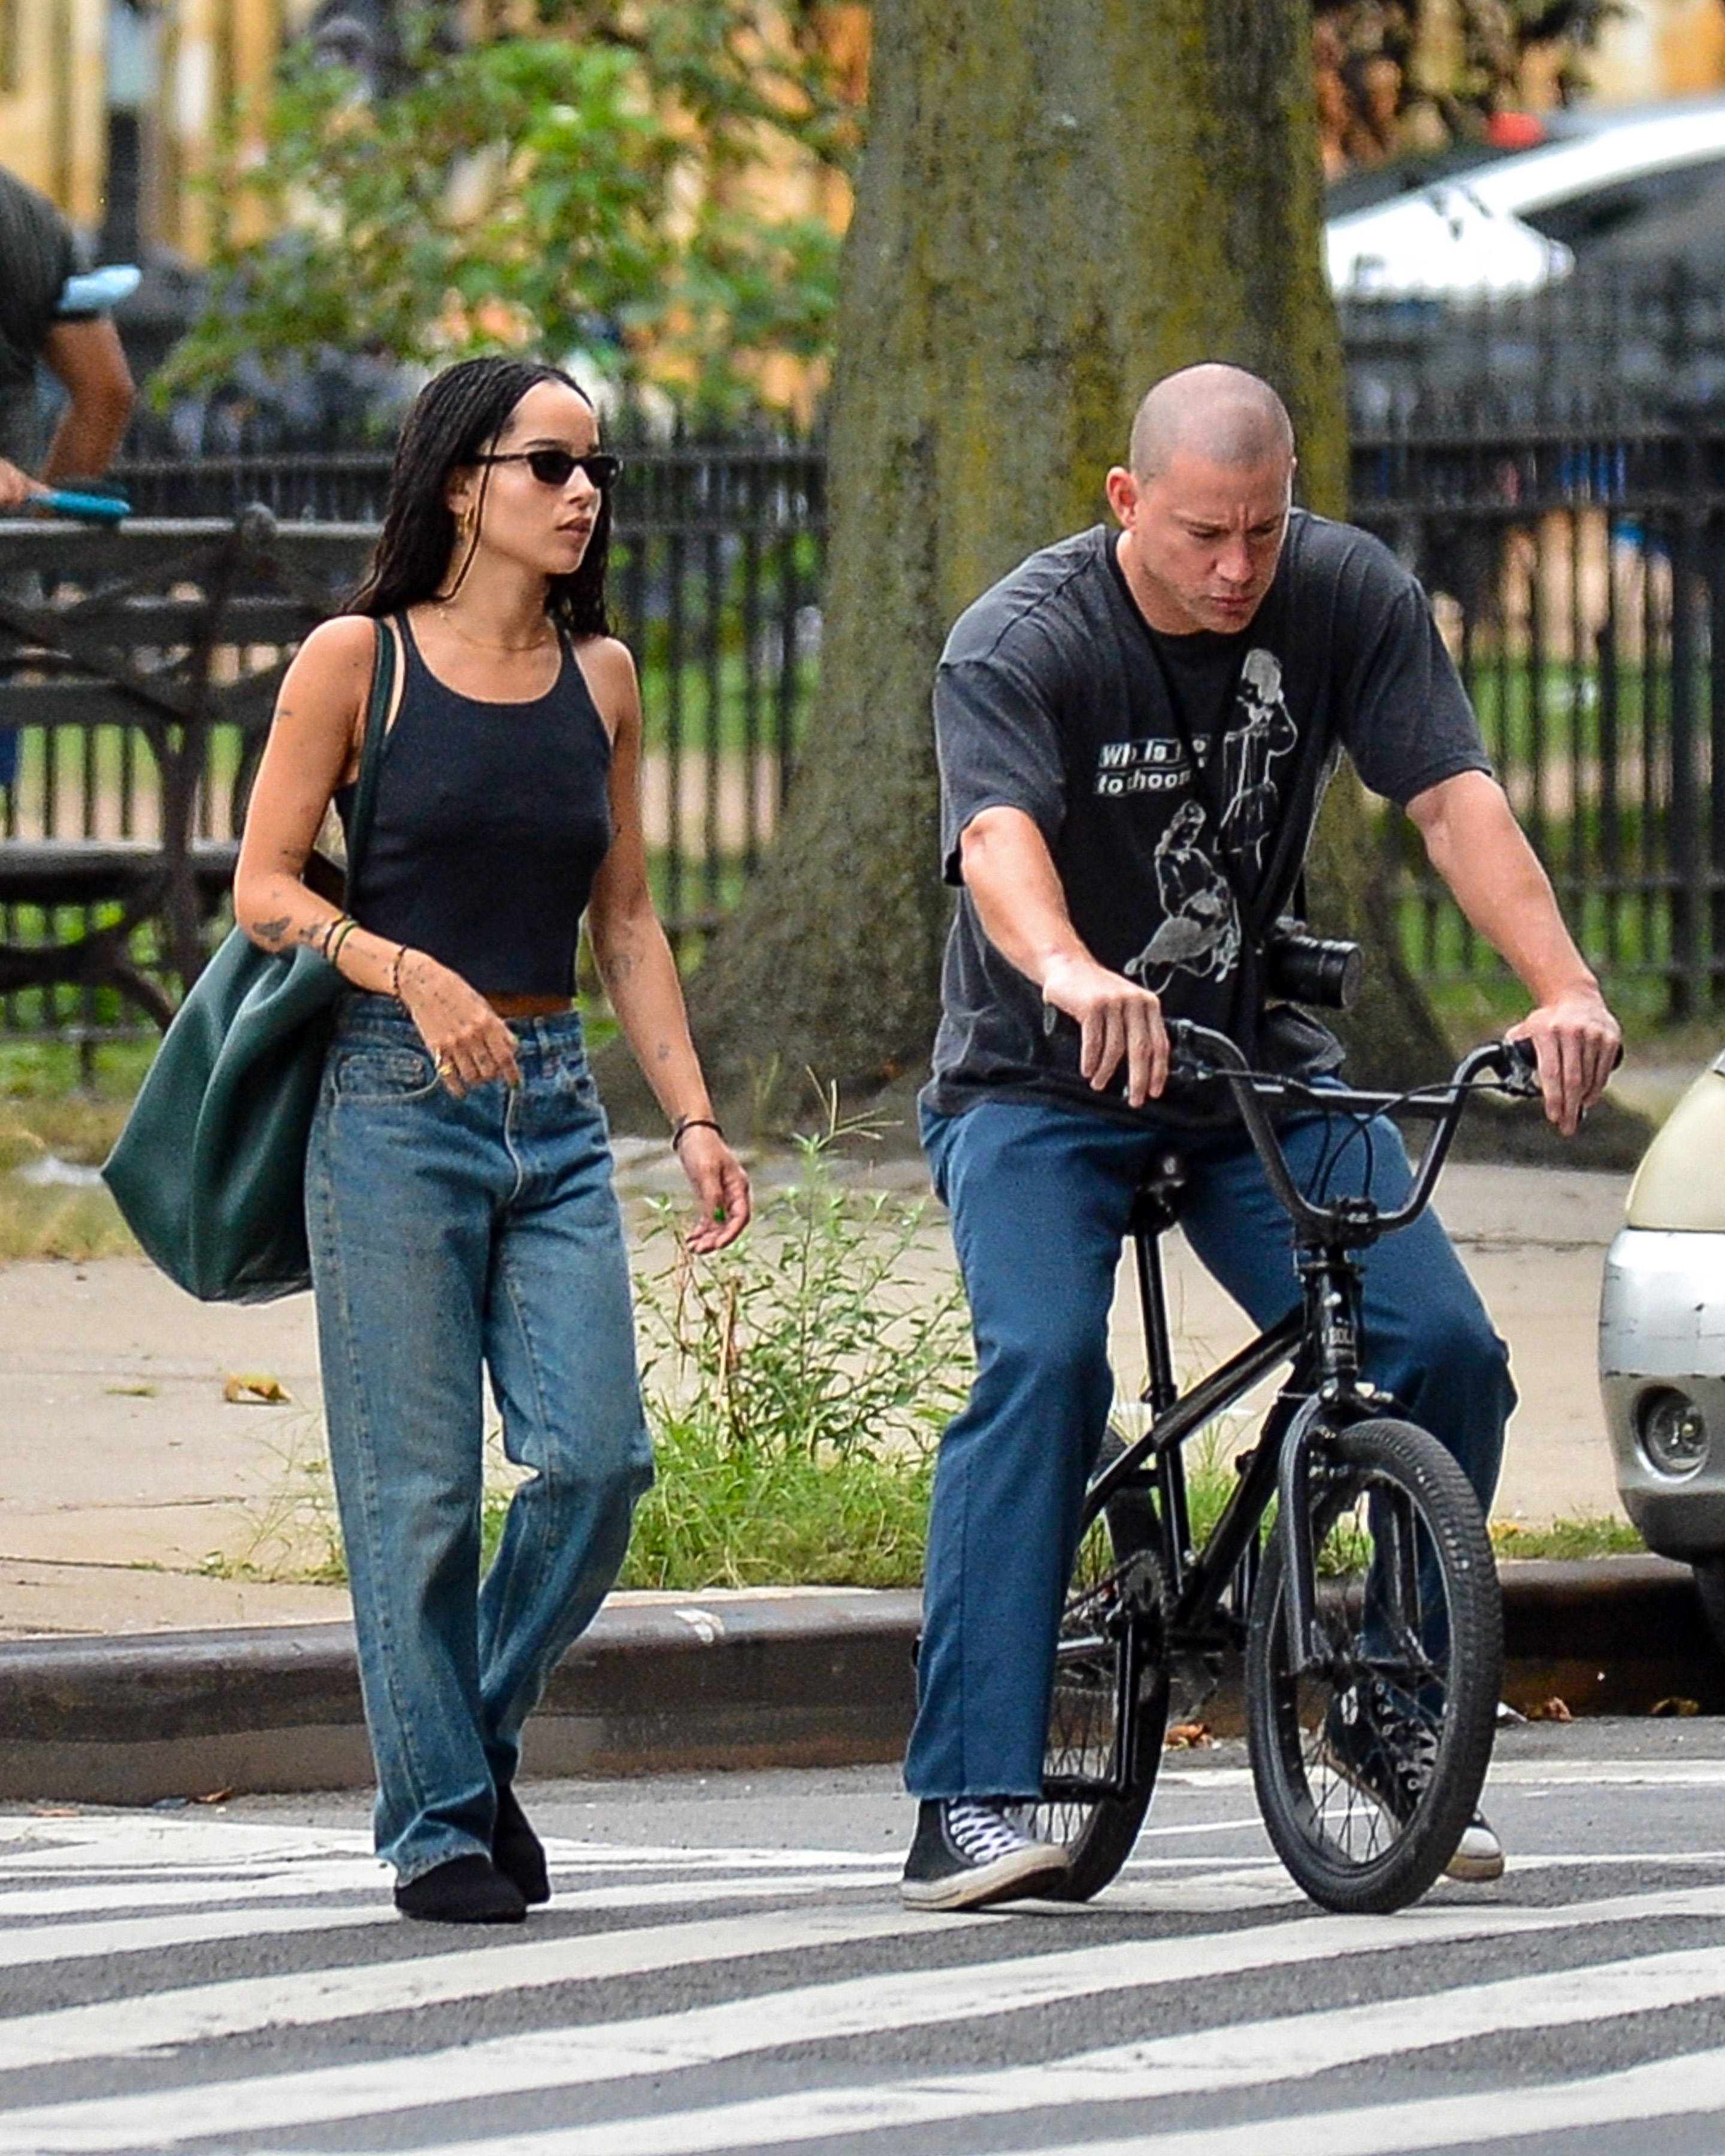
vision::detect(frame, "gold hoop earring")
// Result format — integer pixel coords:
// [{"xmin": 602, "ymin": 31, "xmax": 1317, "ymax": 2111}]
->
[{"xmin": 456, "ymin": 503, "xmax": 476, "ymax": 543}]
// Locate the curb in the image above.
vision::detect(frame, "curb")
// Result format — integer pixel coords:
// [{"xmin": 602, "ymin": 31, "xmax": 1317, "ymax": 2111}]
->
[{"xmin": 0, "ymin": 1561, "xmax": 1717, "ymax": 1806}]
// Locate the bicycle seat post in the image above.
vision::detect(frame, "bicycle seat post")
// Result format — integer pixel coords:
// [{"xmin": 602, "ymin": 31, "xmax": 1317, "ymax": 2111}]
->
[{"xmin": 1129, "ymin": 1153, "xmax": 1190, "ymax": 1421}]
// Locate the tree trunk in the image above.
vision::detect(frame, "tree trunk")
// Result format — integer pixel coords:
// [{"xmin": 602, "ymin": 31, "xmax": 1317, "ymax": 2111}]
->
[{"xmin": 603, "ymin": 0, "xmax": 1411, "ymax": 1133}]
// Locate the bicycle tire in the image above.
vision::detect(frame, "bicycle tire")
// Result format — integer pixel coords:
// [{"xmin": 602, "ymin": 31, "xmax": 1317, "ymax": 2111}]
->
[
  {"xmin": 1025, "ymin": 1430, "xmax": 1172, "ymax": 1902},
  {"xmin": 1245, "ymin": 1416, "xmax": 1502, "ymax": 1915}
]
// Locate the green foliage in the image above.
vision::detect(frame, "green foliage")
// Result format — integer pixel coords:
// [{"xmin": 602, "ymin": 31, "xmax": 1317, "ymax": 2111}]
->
[
  {"xmin": 618, "ymin": 1098, "xmax": 973, "ymax": 1586},
  {"xmin": 1492, "ymin": 1513, "xmax": 1644, "ymax": 1560},
  {"xmin": 162, "ymin": 2, "xmax": 859, "ymax": 420}
]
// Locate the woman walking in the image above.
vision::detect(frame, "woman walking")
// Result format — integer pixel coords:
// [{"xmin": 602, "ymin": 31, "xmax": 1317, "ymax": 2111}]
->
[{"xmin": 234, "ymin": 355, "xmax": 749, "ymax": 1924}]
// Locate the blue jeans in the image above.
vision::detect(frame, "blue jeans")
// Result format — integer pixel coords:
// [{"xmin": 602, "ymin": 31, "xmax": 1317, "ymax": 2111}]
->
[
  {"xmin": 306, "ymin": 998, "xmax": 653, "ymax": 1882},
  {"xmin": 907, "ymin": 1094, "xmax": 1515, "ymax": 1800}
]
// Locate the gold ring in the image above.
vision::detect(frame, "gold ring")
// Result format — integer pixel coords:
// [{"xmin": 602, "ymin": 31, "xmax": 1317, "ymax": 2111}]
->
[{"xmin": 435, "ymin": 1055, "xmax": 453, "ymax": 1076}]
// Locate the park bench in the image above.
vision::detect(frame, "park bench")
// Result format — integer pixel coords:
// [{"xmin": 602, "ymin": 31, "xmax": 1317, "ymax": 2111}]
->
[{"xmin": 0, "ymin": 507, "xmax": 375, "ymax": 1031}]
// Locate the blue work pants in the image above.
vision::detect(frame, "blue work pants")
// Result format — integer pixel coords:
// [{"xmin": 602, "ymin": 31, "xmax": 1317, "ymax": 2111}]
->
[{"xmin": 907, "ymin": 1094, "xmax": 1515, "ymax": 1800}]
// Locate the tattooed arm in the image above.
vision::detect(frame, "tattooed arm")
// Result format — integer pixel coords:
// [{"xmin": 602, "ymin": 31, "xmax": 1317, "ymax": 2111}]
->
[
  {"xmin": 234, "ymin": 615, "xmax": 376, "ymax": 964},
  {"xmin": 234, "ymin": 614, "xmax": 520, "ymax": 1092},
  {"xmin": 582, "ymin": 637, "xmax": 749, "ymax": 1251}
]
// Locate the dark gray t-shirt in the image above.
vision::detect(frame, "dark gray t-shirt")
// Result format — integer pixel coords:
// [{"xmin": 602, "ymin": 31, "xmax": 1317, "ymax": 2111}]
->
[
  {"xmin": 0, "ymin": 166, "xmax": 82, "ymax": 470},
  {"xmin": 925, "ymin": 511, "xmax": 1491, "ymax": 1127}
]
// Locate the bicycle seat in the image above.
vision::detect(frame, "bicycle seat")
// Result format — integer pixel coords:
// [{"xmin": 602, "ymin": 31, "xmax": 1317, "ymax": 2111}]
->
[{"xmin": 1128, "ymin": 1151, "xmax": 1191, "ymax": 1236}]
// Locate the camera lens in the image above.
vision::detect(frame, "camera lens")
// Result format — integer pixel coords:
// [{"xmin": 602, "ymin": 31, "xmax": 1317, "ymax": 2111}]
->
[{"xmin": 1264, "ymin": 932, "xmax": 1364, "ymax": 1010}]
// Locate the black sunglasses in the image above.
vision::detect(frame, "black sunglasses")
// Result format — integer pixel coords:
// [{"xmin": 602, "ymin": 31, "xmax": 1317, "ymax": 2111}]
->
[{"xmin": 474, "ymin": 449, "xmax": 621, "ymax": 490}]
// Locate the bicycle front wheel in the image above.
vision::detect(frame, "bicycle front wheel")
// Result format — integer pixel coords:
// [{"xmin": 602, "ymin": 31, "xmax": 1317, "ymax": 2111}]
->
[
  {"xmin": 1245, "ymin": 1416, "xmax": 1502, "ymax": 1915},
  {"xmin": 1025, "ymin": 1434, "xmax": 1171, "ymax": 1902}
]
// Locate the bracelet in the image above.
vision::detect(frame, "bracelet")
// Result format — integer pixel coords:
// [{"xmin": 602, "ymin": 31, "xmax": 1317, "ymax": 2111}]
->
[
  {"xmin": 322, "ymin": 913, "xmax": 358, "ymax": 970},
  {"xmin": 391, "ymin": 943, "xmax": 409, "ymax": 1000},
  {"xmin": 670, "ymin": 1116, "xmax": 725, "ymax": 1153}
]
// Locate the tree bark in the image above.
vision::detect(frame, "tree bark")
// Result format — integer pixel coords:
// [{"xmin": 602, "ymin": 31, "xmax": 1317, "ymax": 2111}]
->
[{"xmin": 603, "ymin": 0, "xmax": 1415, "ymax": 1133}]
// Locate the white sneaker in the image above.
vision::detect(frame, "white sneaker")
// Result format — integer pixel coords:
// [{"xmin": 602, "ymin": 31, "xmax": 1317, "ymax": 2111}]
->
[{"xmin": 1445, "ymin": 1809, "xmax": 1505, "ymax": 1882}]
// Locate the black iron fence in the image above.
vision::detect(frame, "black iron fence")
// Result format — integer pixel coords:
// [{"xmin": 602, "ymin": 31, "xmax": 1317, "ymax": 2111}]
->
[
  {"xmin": 6, "ymin": 325, "xmax": 1725, "ymax": 1041},
  {"xmin": 0, "ymin": 436, "xmax": 825, "ymax": 1044},
  {"xmin": 1350, "ymin": 412, "xmax": 1725, "ymax": 1025}
]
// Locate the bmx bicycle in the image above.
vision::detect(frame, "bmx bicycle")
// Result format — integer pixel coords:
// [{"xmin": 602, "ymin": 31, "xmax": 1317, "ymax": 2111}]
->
[{"xmin": 1024, "ymin": 1021, "xmax": 1541, "ymax": 1915}]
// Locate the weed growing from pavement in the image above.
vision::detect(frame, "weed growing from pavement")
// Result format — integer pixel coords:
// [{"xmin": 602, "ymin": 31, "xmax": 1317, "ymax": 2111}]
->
[{"xmin": 614, "ymin": 1098, "xmax": 973, "ymax": 1589}]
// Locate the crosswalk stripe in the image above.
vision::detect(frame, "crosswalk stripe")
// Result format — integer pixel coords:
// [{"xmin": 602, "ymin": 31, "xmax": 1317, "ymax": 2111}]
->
[
  {"xmin": 4, "ymin": 1881, "xmax": 1721, "ymax": 2154},
  {"xmin": 378, "ymin": 1939, "xmax": 1725, "ymax": 2156},
  {"xmin": 0, "ymin": 1903, "xmax": 925, "ymax": 2076},
  {"xmin": 988, "ymin": 2042, "xmax": 1725, "ymax": 2156},
  {"xmin": 0, "ymin": 1868, "xmax": 383, "ymax": 1921},
  {"xmin": 0, "ymin": 1901, "xmax": 394, "ymax": 1970}
]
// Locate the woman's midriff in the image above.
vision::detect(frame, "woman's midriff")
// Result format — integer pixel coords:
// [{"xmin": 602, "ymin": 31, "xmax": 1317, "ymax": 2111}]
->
[{"xmin": 483, "ymin": 993, "xmax": 574, "ymax": 1019}]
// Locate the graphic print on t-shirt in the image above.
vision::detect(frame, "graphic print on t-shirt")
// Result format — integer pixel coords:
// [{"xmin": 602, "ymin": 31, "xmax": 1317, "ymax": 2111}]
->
[{"xmin": 1109, "ymin": 647, "xmax": 1297, "ymax": 994}]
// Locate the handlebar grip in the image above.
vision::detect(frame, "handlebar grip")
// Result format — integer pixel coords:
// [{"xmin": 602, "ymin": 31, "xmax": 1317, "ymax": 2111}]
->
[
  {"xmin": 1479, "ymin": 1037, "xmax": 1541, "ymax": 1096},
  {"xmin": 41, "ymin": 489, "xmax": 129, "ymax": 523}
]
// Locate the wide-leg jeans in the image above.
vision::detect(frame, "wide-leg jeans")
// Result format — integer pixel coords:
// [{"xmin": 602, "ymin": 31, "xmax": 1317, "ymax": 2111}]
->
[
  {"xmin": 306, "ymin": 998, "xmax": 653, "ymax": 1883},
  {"xmin": 907, "ymin": 1094, "xmax": 1517, "ymax": 1801}
]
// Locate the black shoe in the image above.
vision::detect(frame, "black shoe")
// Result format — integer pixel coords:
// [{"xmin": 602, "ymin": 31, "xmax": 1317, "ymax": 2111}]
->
[
  {"xmin": 492, "ymin": 1783, "xmax": 551, "ymax": 1905},
  {"xmin": 393, "ymin": 1854, "xmax": 527, "ymax": 1925},
  {"xmin": 1321, "ymin": 1677, "xmax": 1438, "ymax": 1825},
  {"xmin": 900, "ymin": 1798, "xmax": 1070, "ymax": 1912},
  {"xmin": 1322, "ymin": 1680, "xmax": 1506, "ymax": 1882}
]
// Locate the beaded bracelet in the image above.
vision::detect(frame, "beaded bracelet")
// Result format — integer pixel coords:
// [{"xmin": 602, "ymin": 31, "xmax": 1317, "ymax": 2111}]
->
[
  {"xmin": 670, "ymin": 1116, "xmax": 725, "ymax": 1153},
  {"xmin": 390, "ymin": 943, "xmax": 409, "ymax": 1000}
]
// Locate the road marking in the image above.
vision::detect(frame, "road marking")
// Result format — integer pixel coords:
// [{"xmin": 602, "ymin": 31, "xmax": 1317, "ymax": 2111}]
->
[
  {"xmin": 0, "ymin": 1902, "xmax": 927, "ymax": 2076},
  {"xmin": 5, "ymin": 1880, "xmax": 1723, "ymax": 2152},
  {"xmin": 368, "ymin": 1939, "xmax": 1725, "ymax": 2156},
  {"xmin": 990, "ymin": 2042, "xmax": 1725, "ymax": 2156},
  {"xmin": 0, "ymin": 1900, "xmax": 394, "ymax": 1969}
]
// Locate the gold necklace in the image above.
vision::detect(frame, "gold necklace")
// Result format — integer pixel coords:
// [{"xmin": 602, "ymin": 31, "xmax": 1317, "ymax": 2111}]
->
[{"xmin": 431, "ymin": 604, "xmax": 554, "ymax": 655}]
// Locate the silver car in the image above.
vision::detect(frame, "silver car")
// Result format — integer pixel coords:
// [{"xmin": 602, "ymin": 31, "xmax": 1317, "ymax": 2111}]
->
[{"xmin": 1599, "ymin": 1052, "xmax": 1725, "ymax": 1645}]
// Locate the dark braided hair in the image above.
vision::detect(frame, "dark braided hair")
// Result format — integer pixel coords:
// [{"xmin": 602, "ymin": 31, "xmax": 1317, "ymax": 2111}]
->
[{"xmin": 348, "ymin": 355, "xmax": 613, "ymax": 637}]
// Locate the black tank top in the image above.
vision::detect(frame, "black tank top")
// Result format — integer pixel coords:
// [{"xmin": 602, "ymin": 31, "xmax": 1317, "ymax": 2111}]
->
[{"xmin": 341, "ymin": 614, "xmax": 614, "ymax": 996}]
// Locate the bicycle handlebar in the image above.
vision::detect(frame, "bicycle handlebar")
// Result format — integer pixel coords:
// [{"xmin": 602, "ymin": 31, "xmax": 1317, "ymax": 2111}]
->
[{"xmin": 1165, "ymin": 1020, "xmax": 1540, "ymax": 1249}]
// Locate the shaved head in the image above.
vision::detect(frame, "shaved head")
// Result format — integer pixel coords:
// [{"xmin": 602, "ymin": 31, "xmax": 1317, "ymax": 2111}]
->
[{"xmin": 1128, "ymin": 364, "xmax": 1294, "ymax": 482}]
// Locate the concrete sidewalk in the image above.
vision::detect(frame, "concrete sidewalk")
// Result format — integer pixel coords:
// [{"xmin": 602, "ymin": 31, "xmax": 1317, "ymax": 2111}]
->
[
  {"xmin": 2, "ymin": 1131, "xmax": 1715, "ymax": 1803},
  {"xmin": 0, "ymin": 1146, "xmax": 1638, "ymax": 1641}
]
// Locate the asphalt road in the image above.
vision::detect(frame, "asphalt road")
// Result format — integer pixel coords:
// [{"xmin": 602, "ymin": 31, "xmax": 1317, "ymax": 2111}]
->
[{"xmin": 5, "ymin": 1722, "xmax": 1725, "ymax": 2155}]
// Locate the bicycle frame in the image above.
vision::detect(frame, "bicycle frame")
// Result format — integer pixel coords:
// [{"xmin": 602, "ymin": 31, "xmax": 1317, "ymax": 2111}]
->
[{"xmin": 1046, "ymin": 1027, "xmax": 1535, "ymax": 1806}]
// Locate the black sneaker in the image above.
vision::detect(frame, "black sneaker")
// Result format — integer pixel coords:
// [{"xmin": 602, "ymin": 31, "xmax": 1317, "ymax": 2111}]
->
[
  {"xmin": 900, "ymin": 1798, "xmax": 1070, "ymax": 1912},
  {"xmin": 1321, "ymin": 1679, "xmax": 1505, "ymax": 1883}
]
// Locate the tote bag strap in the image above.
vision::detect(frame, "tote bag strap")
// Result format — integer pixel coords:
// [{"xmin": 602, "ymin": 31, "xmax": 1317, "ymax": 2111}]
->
[{"xmin": 341, "ymin": 615, "xmax": 397, "ymax": 897}]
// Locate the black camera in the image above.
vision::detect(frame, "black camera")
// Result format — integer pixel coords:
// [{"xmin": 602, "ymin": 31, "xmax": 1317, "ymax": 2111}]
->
[{"xmin": 1263, "ymin": 919, "xmax": 1363, "ymax": 1010}]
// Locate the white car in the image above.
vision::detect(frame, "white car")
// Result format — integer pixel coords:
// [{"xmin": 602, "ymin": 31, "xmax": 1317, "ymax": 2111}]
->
[
  {"xmin": 1600, "ymin": 1055, "xmax": 1725, "ymax": 1651},
  {"xmin": 1327, "ymin": 99, "xmax": 1725, "ymax": 299}
]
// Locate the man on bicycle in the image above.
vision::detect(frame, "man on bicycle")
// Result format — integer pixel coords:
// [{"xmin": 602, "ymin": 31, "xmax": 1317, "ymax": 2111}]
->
[{"xmin": 903, "ymin": 362, "xmax": 1622, "ymax": 1913}]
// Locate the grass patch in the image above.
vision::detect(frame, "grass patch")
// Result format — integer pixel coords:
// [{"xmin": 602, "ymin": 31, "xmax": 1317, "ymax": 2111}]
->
[
  {"xmin": 615, "ymin": 1100, "xmax": 971, "ymax": 1589},
  {"xmin": 1491, "ymin": 1515, "xmax": 1645, "ymax": 1561},
  {"xmin": 0, "ymin": 1047, "xmax": 145, "ymax": 1262}
]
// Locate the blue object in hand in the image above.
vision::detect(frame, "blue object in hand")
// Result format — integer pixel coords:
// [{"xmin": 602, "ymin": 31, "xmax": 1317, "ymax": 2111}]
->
[
  {"xmin": 41, "ymin": 490, "xmax": 130, "ymax": 523},
  {"xmin": 56, "ymin": 265, "xmax": 142, "ymax": 314}
]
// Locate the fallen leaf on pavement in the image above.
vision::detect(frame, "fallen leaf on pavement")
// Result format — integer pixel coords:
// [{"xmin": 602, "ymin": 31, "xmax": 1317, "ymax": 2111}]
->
[{"xmin": 223, "ymin": 1372, "xmax": 290, "ymax": 1404}]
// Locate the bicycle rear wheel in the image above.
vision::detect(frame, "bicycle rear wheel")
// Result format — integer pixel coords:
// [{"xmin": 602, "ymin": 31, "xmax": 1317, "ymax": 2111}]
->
[
  {"xmin": 1025, "ymin": 1433, "xmax": 1171, "ymax": 1902},
  {"xmin": 1245, "ymin": 1416, "xmax": 1501, "ymax": 1915}
]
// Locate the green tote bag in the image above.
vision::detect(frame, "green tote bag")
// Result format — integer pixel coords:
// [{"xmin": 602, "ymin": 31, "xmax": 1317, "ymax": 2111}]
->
[{"xmin": 102, "ymin": 619, "xmax": 395, "ymax": 1303}]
